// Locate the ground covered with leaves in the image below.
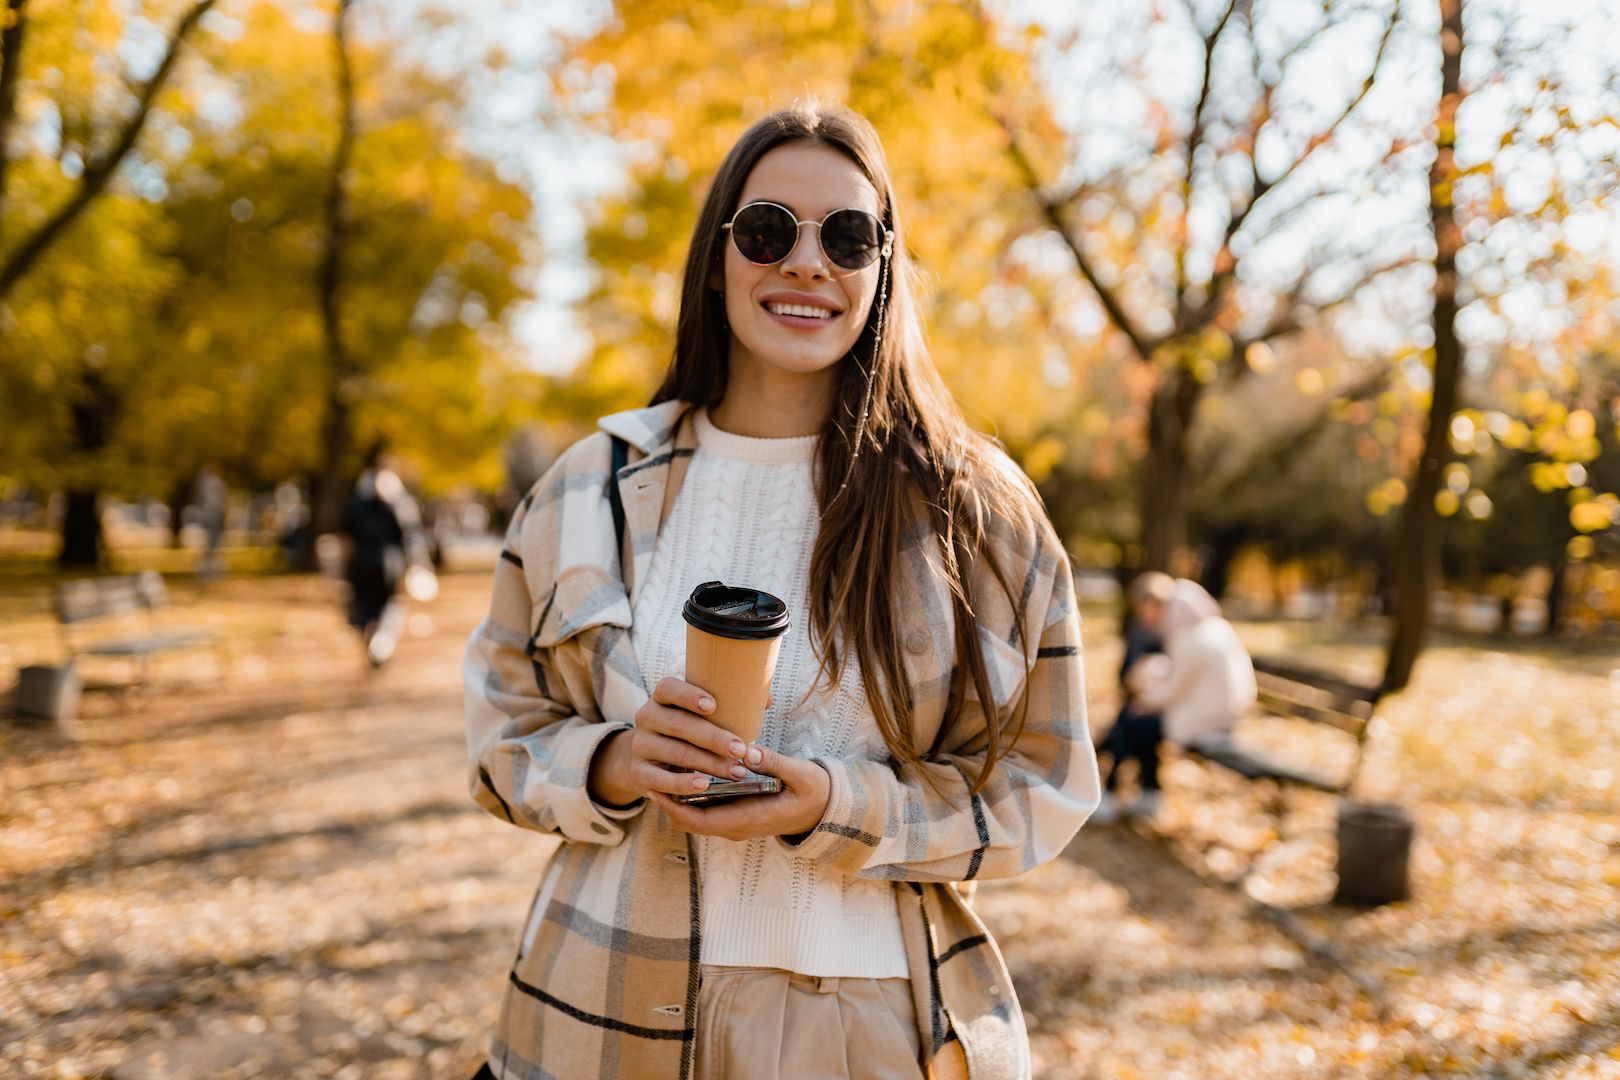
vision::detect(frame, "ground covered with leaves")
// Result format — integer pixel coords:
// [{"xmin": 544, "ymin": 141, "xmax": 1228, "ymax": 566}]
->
[{"xmin": 2, "ymin": 572, "xmax": 1616, "ymax": 1078}]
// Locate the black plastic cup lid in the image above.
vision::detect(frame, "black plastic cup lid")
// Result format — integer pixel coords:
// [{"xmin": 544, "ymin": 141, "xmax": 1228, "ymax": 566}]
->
[{"xmin": 682, "ymin": 580, "xmax": 791, "ymax": 640}]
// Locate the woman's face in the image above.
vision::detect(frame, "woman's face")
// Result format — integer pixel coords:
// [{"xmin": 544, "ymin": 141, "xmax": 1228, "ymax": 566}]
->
[{"xmin": 720, "ymin": 141, "xmax": 884, "ymax": 383}]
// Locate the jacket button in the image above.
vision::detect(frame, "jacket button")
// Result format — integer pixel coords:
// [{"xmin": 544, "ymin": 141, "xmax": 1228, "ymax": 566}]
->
[
  {"xmin": 590, "ymin": 822, "xmax": 611, "ymax": 835},
  {"xmin": 905, "ymin": 629, "xmax": 928, "ymax": 655}
]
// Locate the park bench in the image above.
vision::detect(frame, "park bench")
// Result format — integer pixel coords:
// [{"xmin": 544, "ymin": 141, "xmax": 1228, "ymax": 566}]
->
[
  {"xmin": 1182, "ymin": 655, "xmax": 1382, "ymax": 796},
  {"xmin": 1176, "ymin": 655, "xmax": 1416, "ymax": 909},
  {"xmin": 54, "ymin": 571, "xmax": 215, "ymax": 689}
]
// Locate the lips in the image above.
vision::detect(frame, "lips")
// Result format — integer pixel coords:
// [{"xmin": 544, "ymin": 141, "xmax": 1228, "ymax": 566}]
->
[
  {"xmin": 759, "ymin": 292, "xmax": 843, "ymax": 329},
  {"xmin": 758, "ymin": 302, "xmax": 835, "ymax": 327},
  {"xmin": 760, "ymin": 291, "xmax": 840, "ymax": 309}
]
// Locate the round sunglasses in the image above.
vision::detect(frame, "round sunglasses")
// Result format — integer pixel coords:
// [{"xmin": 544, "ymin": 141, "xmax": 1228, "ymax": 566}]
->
[{"xmin": 721, "ymin": 200, "xmax": 893, "ymax": 271}]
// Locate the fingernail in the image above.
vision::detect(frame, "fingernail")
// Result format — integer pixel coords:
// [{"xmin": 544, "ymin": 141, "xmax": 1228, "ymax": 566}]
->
[
  {"xmin": 729, "ymin": 740, "xmax": 746, "ymax": 758},
  {"xmin": 692, "ymin": 774, "xmax": 710, "ymax": 791},
  {"xmin": 746, "ymin": 746, "xmax": 763, "ymax": 767},
  {"xmin": 699, "ymin": 696, "xmax": 715, "ymax": 712},
  {"xmin": 730, "ymin": 764, "xmax": 747, "ymax": 779}
]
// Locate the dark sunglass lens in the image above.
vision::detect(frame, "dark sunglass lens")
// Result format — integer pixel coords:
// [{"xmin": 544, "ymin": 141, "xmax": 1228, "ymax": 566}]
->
[
  {"xmin": 730, "ymin": 203, "xmax": 797, "ymax": 264},
  {"xmin": 822, "ymin": 210, "xmax": 882, "ymax": 269}
]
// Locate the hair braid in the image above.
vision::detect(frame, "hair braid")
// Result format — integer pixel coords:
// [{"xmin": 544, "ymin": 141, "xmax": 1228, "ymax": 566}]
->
[{"xmin": 828, "ymin": 231, "xmax": 893, "ymax": 506}]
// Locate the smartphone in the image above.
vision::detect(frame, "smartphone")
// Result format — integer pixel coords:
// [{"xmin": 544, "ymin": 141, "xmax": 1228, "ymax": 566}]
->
[{"xmin": 671, "ymin": 775, "xmax": 783, "ymax": 806}]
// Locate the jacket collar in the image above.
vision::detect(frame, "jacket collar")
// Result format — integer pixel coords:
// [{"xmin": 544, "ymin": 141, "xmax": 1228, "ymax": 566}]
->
[{"xmin": 598, "ymin": 400, "xmax": 690, "ymax": 457}]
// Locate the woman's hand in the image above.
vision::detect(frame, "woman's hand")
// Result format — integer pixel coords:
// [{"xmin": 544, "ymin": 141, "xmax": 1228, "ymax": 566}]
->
[
  {"xmin": 649, "ymin": 744, "xmax": 831, "ymax": 842},
  {"xmin": 587, "ymin": 676, "xmax": 753, "ymax": 807}
]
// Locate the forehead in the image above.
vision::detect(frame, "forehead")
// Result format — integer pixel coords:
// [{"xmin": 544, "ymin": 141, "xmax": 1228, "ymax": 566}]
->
[{"xmin": 738, "ymin": 142, "xmax": 881, "ymax": 217}]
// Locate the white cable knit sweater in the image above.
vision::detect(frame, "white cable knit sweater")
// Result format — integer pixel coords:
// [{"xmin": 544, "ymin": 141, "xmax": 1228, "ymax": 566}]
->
[{"xmin": 627, "ymin": 409, "xmax": 908, "ymax": 978}]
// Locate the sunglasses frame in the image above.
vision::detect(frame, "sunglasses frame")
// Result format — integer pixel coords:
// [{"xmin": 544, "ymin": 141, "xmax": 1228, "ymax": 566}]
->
[{"xmin": 721, "ymin": 200, "xmax": 894, "ymax": 271}]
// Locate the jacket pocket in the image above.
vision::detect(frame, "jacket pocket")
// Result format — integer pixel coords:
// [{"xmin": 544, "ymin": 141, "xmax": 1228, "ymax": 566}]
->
[
  {"xmin": 530, "ymin": 564, "xmax": 632, "ymax": 649},
  {"xmin": 970, "ymin": 624, "xmax": 1032, "ymax": 709}
]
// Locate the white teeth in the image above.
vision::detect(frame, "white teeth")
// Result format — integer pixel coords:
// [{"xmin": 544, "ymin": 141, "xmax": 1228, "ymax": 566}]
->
[{"xmin": 765, "ymin": 302, "xmax": 835, "ymax": 319}]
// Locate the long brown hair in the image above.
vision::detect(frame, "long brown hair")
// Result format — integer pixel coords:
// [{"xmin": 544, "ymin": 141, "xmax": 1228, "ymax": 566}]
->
[{"xmin": 653, "ymin": 102, "xmax": 1043, "ymax": 793}]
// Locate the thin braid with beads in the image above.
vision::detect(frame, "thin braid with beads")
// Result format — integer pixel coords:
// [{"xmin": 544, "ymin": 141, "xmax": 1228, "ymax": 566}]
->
[{"xmin": 829, "ymin": 228, "xmax": 894, "ymax": 505}]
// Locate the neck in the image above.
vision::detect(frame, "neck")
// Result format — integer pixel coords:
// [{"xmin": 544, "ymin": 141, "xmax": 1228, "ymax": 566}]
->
[{"xmin": 710, "ymin": 345, "xmax": 839, "ymax": 438}]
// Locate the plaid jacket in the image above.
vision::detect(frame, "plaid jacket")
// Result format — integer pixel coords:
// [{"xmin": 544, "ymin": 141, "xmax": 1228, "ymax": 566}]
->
[{"xmin": 463, "ymin": 400, "xmax": 1099, "ymax": 1080}]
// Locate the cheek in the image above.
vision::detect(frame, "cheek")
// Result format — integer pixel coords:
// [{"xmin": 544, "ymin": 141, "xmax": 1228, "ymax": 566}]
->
[{"xmin": 722, "ymin": 254, "xmax": 762, "ymax": 324}]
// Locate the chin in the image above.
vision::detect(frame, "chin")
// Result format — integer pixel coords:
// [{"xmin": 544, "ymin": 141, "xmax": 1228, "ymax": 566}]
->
[
  {"xmin": 738, "ymin": 333, "xmax": 855, "ymax": 377},
  {"xmin": 766, "ymin": 351, "xmax": 848, "ymax": 376}
]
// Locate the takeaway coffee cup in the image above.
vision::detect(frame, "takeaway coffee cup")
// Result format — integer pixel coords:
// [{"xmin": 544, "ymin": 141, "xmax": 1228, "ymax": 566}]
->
[{"xmin": 682, "ymin": 580, "xmax": 790, "ymax": 744}]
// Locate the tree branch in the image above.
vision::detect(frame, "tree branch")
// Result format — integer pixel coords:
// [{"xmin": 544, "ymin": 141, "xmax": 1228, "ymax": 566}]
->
[
  {"xmin": 1175, "ymin": 0, "xmax": 1240, "ymax": 329},
  {"xmin": 1201, "ymin": 0, "xmax": 1402, "ymax": 325},
  {"xmin": 998, "ymin": 112, "xmax": 1158, "ymax": 362},
  {"xmin": 1236, "ymin": 250, "xmax": 1422, "ymax": 357},
  {"xmin": 0, "ymin": 0, "xmax": 216, "ymax": 301}
]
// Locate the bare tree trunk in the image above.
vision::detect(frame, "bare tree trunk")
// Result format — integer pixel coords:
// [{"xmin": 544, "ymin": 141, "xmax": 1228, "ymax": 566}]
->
[
  {"xmin": 303, "ymin": 0, "xmax": 358, "ymax": 570},
  {"xmin": 1383, "ymin": 0, "xmax": 1465, "ymax": 694},
  {"xmin": 1140, "ymin": 368, "xmax": 1204, "ymax": 573},
  {"xmin": 0, "ymin": 0, "xmax": 216, "ymax": 300},
  {"xmin": 1198, "ymin": 526, "xmax": 1247, "ymax": 600},
  {"xmin": 1543, "ymin": 553, "xmax": 1565, "ymax": 636},
  {"xmin": 167, "ymin": 477, "xmax": 189, "ymax": 548},
  {"xmin": 57, "ymin": 368, "xmax": 121, "ymax": 569},
  {"xmin": 0, "ymin": 0, "xmax": 29, "ymax": 229},
  {"xmin": 58, "ymin": 490, "xmax": 103, "ymax": 568}
]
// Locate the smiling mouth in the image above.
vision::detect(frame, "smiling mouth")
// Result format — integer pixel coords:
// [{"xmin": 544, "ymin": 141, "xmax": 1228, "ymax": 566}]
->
[{"xmin": 762, "ymin": 301, "xmax": 841, "ymax": 320}]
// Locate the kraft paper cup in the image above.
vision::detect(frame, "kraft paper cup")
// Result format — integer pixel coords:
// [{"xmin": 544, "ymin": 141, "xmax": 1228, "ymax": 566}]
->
[{"xmin": 681, "ymin": 580, "xmax": 790, "ymax": 744}]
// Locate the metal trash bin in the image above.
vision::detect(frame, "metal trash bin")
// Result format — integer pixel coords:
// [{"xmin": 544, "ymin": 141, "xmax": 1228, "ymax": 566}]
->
[
  {"xmin": 13, "ymin": 662, "xmax": 82, "ymax": 723},
  {"xmin": 1334, "ymin": 800, "xmax": 1414, "ymax": 906}
]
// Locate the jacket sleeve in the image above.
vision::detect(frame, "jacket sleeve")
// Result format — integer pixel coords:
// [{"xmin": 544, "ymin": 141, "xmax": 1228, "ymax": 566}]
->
[
  {"xmin": 1133, "ymin": 635, "xmax": 1201, "ymax": 714},
  {"xmin": 462, "ymin": 461, "xmax": 644, "ymax": 846},
  {"xmin": 785, "ymin": 515, "xmax": 1100, "ymax": 883}
]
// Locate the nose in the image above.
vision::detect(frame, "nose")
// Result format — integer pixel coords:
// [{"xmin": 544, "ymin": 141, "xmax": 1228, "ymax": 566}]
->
[{"xmin": 779, "ymin": 222, "xmax": 829, "ymax": 281}]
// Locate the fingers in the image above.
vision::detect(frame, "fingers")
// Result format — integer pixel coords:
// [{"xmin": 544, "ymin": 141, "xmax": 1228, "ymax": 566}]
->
[
  {"xmin": 648, "ymin": 790, "xmax": 765, "ymax": 841},
  {"xmin": 648, "ymin": 752, "xmax": 828, "ymax": 841},
  {"xmin": 654, "ymin": 676, "xmax": 714, "ymax": 716},
  {"xmin": 636, "ymin": 692, "xmax": 749, "ymax": 763},
  {"xmin": 633, "ymin": 730, "xmax": 746, "ymax": 782},
  {"xmin": 635, "ymin": 760, "xmax": 728, "ymax": 796}
]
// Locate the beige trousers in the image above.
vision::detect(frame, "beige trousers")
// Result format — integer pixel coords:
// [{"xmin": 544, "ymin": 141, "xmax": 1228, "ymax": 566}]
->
[{"xmin": 695, "ymin": 965, "xmax": 925, "ymax": 1080}]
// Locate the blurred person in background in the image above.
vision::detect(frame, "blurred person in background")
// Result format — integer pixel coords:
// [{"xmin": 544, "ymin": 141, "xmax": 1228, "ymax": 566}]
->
[
  {"xmin": 193, "ymin": 463, "xmax": 228, "ymax": 582},
  {"xmin": 341, "ymin": 444, "xmax": 433, "ymax": 668},
  {"xmin": 462, "ymin": 102, "xmax": 1098, "ymax": 1080},
  {"xmin": 273, "ymin": 481, "xmax": 309, "ymax": 569},
  {"xmin": 1098, "ymin": 578, "xmax": 1257, "ymax": 822},
  {"xmin": 1095, "ymin": 570, "xmax": 1171, "ymax": 822},
  {"xmin": 1117, "ymin": 570, "xmax": 1170, "ymax": 703}
]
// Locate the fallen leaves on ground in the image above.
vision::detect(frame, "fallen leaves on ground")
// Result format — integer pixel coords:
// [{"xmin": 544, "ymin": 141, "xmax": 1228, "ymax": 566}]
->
[{"xmin": 0, "ymin": 576, "xmax": 1615, "ymax": 1078}]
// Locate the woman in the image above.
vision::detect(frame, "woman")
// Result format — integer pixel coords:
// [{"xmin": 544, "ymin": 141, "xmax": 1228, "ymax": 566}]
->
[
  {"xmin": 1102, "ymin": 578, "xmax": 1257, "ymax": 821},
  {"xmin": 464, "ymin": 102, "xmax": 1098, "ymax": 1080}
]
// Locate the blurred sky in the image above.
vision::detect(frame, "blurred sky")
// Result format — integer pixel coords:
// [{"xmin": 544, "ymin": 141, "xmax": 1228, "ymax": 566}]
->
[{"xmin": 398, "ymin": 0, "xmax": 1620, "ymax": 378}]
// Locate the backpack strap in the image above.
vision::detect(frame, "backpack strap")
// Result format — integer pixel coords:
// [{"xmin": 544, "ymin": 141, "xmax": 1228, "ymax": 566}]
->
[
  {"xmin": 605, "ymin": 410, "xmax": 696, "ymax": 584},
  {"xmin": 607, "ymin": 434, "xmax": 629, "ymax": 556}
]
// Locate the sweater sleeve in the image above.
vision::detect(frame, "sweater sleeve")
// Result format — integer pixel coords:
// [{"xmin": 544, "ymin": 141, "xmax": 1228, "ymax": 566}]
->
[
  {"xmin": 784, "ymin": 516, "xmax": 1100, "ymax": 883},
  {"xmin": 462, "ymin": 452, "xmax": 641, "ymax": 846}
]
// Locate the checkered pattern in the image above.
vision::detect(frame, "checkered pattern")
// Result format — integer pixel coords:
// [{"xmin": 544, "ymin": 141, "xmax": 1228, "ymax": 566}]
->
[{"xmin": 463, "ymin": 400, "xmax": 1099, "ymax": 1079}]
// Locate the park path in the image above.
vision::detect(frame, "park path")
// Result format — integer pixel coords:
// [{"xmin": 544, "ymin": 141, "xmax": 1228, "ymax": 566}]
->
[{"xmin": 2, "ymin": 572, "xmax": 1616, "ymax": 1078}]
